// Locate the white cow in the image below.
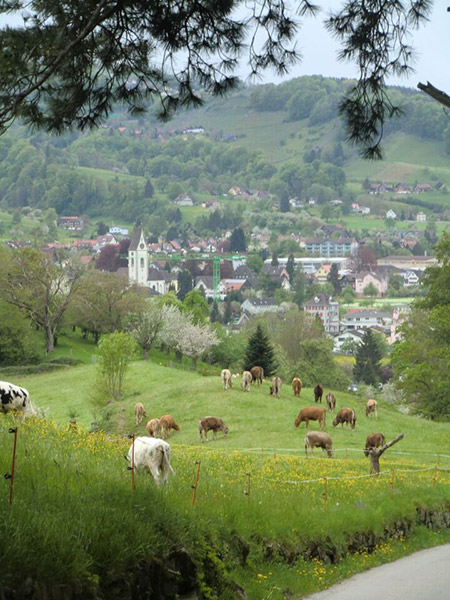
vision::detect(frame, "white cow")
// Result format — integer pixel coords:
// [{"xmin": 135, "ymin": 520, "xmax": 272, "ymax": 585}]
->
[
  {"xmin": 221, "ymin": 368, "xmax": 232, "ymax": 390},
  {"xmin": 0, "ymin": 381, "xmax": 32, "ymax": 415},
  {"xmin": 127, "ymin": 436, "xmax": 175, "ymax": 485}
]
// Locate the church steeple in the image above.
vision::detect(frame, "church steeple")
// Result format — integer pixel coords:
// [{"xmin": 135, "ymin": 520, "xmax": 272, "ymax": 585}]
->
[{"xmin": 128, "ymin": 227, "xmax": 148, "ymax": 286}]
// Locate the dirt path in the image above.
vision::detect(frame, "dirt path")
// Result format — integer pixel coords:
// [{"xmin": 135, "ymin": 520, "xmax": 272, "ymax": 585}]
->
[{"xmin": 303, "ymin": 543, "xmax": 450, "ymax": 600}]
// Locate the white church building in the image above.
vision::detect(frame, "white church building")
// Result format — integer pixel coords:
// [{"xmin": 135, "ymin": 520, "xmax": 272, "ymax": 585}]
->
[{"xmin": 128, "ymin": 227, "xmax": 177, "ymax": 294}]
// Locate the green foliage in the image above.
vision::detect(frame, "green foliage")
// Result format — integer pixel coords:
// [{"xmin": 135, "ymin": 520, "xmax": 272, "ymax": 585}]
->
[
  {"xmin": 94, "ymin": 332, "xmax": 137, "ymax": 402},
  {"xmin": 295, "ymin": 338, "xmax": 350, "ymax": 390},
  {"xmin": 0, "ymin": 302, "xmax": 42, "ymax": 365},
  {"xmin": 363, "ymin": 282, "xmax": 379, "ymax": 297},
  {"xmin": 243, "ymin": 323, "xmax": 277, "ymax": 377},
  {"xmin": 210, "ymin": 327, "xmax": 246, "ymax": 369},
  {"xmin": 391, "ymin": 233, "xmax": 450, "ymax": 420},
  {"xmin": 229, "ymin": 227, "xmax": 247, "ymax": 252},
  {"xmin": 123, "ymin": 304, "xmax": 164, "ymax": 359},
  {"xmin": 183, "ymin": 289, "xmax": 210, "ymax": 324},
  {"xmin": 353, "ymin": 329, "xmax": 383, "ymax": 386},
  {"xmin": 177, "ymin": 270, "xmax": 193, "ymax": 302}
]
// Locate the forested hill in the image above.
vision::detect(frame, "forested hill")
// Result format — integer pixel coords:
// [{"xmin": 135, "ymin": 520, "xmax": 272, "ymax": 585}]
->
[{"xmin": 0, "ymin": 75, "xmax": 450, "ymax": 225}]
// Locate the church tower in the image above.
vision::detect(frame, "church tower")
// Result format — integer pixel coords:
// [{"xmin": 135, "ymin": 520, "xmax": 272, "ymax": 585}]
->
[{"xmin": 128, "ymin": 227, "xmax": 148, "ymax": 286}]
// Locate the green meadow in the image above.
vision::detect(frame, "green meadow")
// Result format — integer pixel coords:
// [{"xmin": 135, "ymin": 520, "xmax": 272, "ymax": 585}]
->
[{"xmin": 1, "ymin": 352, "xmax": 449, "ymax": 599}]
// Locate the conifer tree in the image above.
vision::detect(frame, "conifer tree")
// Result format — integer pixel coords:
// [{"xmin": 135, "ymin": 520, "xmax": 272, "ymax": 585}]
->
[
  {"xmin": 223, "ymin": 298, "xmax": 232, "ymax": 325},
  {"xmin": 286, "ymin": 253, "xmax": 295, "ymax": 283},
  {"xmin": 243, "ymin": 323, "xmax": 277, "ymax": 377},
  {"xmin": 353, "ymin": 329, "xmax": 382, "ymax": 386}
]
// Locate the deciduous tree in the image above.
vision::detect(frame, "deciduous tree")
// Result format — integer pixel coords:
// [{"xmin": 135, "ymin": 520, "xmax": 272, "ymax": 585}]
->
[{"xmin": 0, "ymin": 247, "xmax": 83, "ymax": 353}]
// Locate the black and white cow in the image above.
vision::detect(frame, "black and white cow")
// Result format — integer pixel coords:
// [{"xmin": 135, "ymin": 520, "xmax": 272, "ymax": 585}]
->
[{"xmin": 0, "ymin": 381, "xmax": 31, "ymax": 415}]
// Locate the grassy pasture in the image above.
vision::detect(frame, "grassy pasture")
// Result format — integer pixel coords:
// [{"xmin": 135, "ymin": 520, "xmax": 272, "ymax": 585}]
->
[
  {"xmin": 14, "ymin": 359, "xmax": 450, "ymax": 462},
  {"xmin": 1, "ymin": 359, "xmax": 450, "ymax": 599}
]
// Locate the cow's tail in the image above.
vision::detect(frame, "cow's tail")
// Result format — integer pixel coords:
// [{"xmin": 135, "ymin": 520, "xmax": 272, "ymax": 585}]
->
[{"xmin": 162, "ymin": 446, "xmax": 175, "ymax": 476}]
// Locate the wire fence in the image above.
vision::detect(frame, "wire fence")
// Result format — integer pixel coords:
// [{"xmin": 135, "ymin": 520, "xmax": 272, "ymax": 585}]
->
[{"xmin": 2, "ymin": 424, "xmax": 450, "ymax": 509}]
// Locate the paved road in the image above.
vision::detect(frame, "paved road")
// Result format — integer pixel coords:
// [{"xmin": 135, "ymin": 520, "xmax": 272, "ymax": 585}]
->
[{"xmin": 304, "ymin": 543, "xmax": 450, "ymax": 600}]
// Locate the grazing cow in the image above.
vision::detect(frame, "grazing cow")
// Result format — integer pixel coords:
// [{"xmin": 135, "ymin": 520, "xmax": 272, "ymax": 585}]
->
[
  {"xmin": 127, "ymin": 436, "xmax": 174, "ymax": 485},
  {"xmin": 364, "ymin": 433, "xmax": 386, "ymax": 456},
  {"xmin": 325, "ymin": 392, "xmax": 336, "ymax": 413},
  {"xmin": 241, "ymin": 371, "xmax": 252, "ymax": 392},
  {"xmin": 221, "ymin": 368, "xmax": 232, "ymax": 390},
  {"xmin": 270, "ymin": 376, "xmax": 282, "ymax": 398},
  {"xmin": 332, "ymin": 408, "xmax": 356, "ymax": 430},
  {"xmin": 250, "ymin": 366, "xmax": 264, "ymax": 386},
  {"xmin": 159, "ymin": 414, "xmax": 180, "ymax": 439},
  {"xmin": 305, "ymin": 431, "xmax": 333, "ymax": 458},
  {"xmin": 198, "ymin": 416, "xmax": 229, "ymax": 442},
  {"xmin": 366, "ymin": 398, "xmax": 378, "ymax": 419},
  {"xmin": 146, "ymin": 418, "xmax": 161, "ymax": 438},
  {"xmin": 313, "ymin": 384, "xmax": 323, "ymax": 403},
  {"xmin": 292, "ymin": 377, "xmax": 302, "ymax": 398},
  {"xmin": 134, "ymin": 402, "xmax": 147, "ymax": 425},
  {"xmin": 0, "ymin": 381, "xmax": 31, "ymax": 415},
  {"xmin": 294, "ymin": 407, "xmax": 326, "ymax": 429}
]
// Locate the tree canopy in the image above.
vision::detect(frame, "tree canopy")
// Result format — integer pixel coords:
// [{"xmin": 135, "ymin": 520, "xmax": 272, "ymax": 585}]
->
[{"xmin": 0, "ymin": 1, "xmax": 443, "ymax": 157}]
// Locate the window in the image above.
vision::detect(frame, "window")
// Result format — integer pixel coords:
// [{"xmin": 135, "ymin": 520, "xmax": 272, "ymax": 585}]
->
[{"xmin": 140, "ymin": 258, "xmax": 144, "ymax": 268}]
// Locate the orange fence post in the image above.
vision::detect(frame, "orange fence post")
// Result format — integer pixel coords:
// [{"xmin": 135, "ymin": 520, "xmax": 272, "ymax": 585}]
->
[
  {"xmin": 192, "ymin": 460, "xmax": 201, "ymax": 506},
  {"xmin": 323, "ymin": 477, "xmax": 328, "ymax": 510},
  {"xmin": 433, "ymin": 465, "xmax": 439, "ymax": 488},
  {"xmin": 391, "ymin": 469, "xmax": 395, "ymax": 494},
  {"xmin": 7, "ymin": 427, "xmax": 18, "ymax": 506}
]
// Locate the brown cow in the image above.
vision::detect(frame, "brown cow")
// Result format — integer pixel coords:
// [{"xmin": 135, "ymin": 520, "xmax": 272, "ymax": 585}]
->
[
  {"xmin": 366, "ymin": 398, "xmax": 378, "ymax": 419},
  {"xmin": 198, "ymin": 416, "xmax": 229, "ymax": 442},
  {"xmin": 364, "ymin": 432, "xmax": 386, "ymax": 456},
  {"xmin": 332, "ymin": 408, "xmax": 356, "ymax": 430},
  {"xmin": 305, "ymin": 431, "xmax": 333, "ymax": 458},
  {"xmin": 325, "ymin": 392, "xmax": 336, "ymax": 413},
  {"xmin": 250, "ymin": 366, "xmax": 264, "ymax": 386},
  {"xmin": 146, "ymin": 418, "xmax": 161, "ymax": 438},
  {"xmin": 134, "ymin": 402, "xmax": 147, "ymax": 425},
  {"xmin": 314, "ymin": 384, "xmax": 323, "ymax": 403},
  {"xmin": 241, "ymin": 370, "xmax": 252, "ymax": 392},
  {"xmin": 270, "ymin": 376, "xmax": 282, "ymax": 398},
  {"xmin": 294, "ymin": 407, "xmax": 326, "ymax": 429},
  {"xmin": 292, "ymin": 377, "xmax": 302, "ymax": 398},
  {"xmin": 159, "ymin": 414, "xmax": 180, "ymax": 439},
  {"xmin": 221, "ymin": 368, "xmax": 232, "ymax": 390}
]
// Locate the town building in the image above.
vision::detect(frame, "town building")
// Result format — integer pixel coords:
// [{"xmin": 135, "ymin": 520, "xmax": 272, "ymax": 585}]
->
[{"xmin": 303, "ymin": 293, "xmax": 339, "ymax": 334}]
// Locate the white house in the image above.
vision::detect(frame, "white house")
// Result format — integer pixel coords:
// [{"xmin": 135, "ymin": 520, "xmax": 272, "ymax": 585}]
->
[
  {"xmin": 416, "ymin": 211, "xmax": 427, "ymax": 222},
  {"xmin": 341, "ymin": 310, "xmax": 392, "ymax": 332},
  {"xmin": 241, "ymin": 298, "xmax": 279, "ymax": 315},
  {"xmin": 386, "ymin": 209, "xmax": 397, "ymax": 219},
  {"xmin": 333, "ymin": 330, "xmax": 364, "ymax": 353},
  {"xmin": 109, "ymin": 226, "xmax": 129, "ymax": 236}
]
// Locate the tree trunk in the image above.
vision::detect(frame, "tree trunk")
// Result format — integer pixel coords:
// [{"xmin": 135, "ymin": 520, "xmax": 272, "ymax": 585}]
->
[
  {"xmin": 45, "ymin": 325, "xmax": 55, "ymax": 354},
  {"xmin": 367, "ymin": 433, "xmax": 404, "ymax": 474},
  {"xmin": 144, "ymin": 348, "xmax": 149, "ymax": 360}
]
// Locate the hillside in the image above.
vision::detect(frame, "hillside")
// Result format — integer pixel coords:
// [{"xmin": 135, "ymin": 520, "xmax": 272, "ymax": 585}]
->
[
  {"xmin": 15, "ymin": 358, "xmax": 450, "ymax": 459},
  {"xmin": 1, "ymin": 358, "xmax": 449, "ymax": 599},
  {"xmin": 0, "ymin": 76, "xmax": 450, "ymax": 241}
]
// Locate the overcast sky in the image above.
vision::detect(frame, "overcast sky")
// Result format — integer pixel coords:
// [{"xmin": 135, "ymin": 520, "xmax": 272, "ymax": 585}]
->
[
  {"xmin": 1, "ymin": 2, "xmax": 449, "ymax": 94},
  {"xmin": 239, "ymin": 1, "xmax": 450, "ymax": 94}
]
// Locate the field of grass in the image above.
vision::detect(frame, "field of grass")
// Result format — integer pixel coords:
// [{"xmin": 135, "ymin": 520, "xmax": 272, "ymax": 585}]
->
[
  {"xmin": 1, "ymin": 356, "xmax": 449, "ymax": 599},
  {"xmin": 1, "ymin": 349, "xmax": 450, "ymax": 599}
]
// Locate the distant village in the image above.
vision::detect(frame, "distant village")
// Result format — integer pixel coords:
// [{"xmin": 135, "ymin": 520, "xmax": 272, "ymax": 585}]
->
[{"xmin": 4, "ymin": 203, "xmax": 437, "ymax": 359}]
